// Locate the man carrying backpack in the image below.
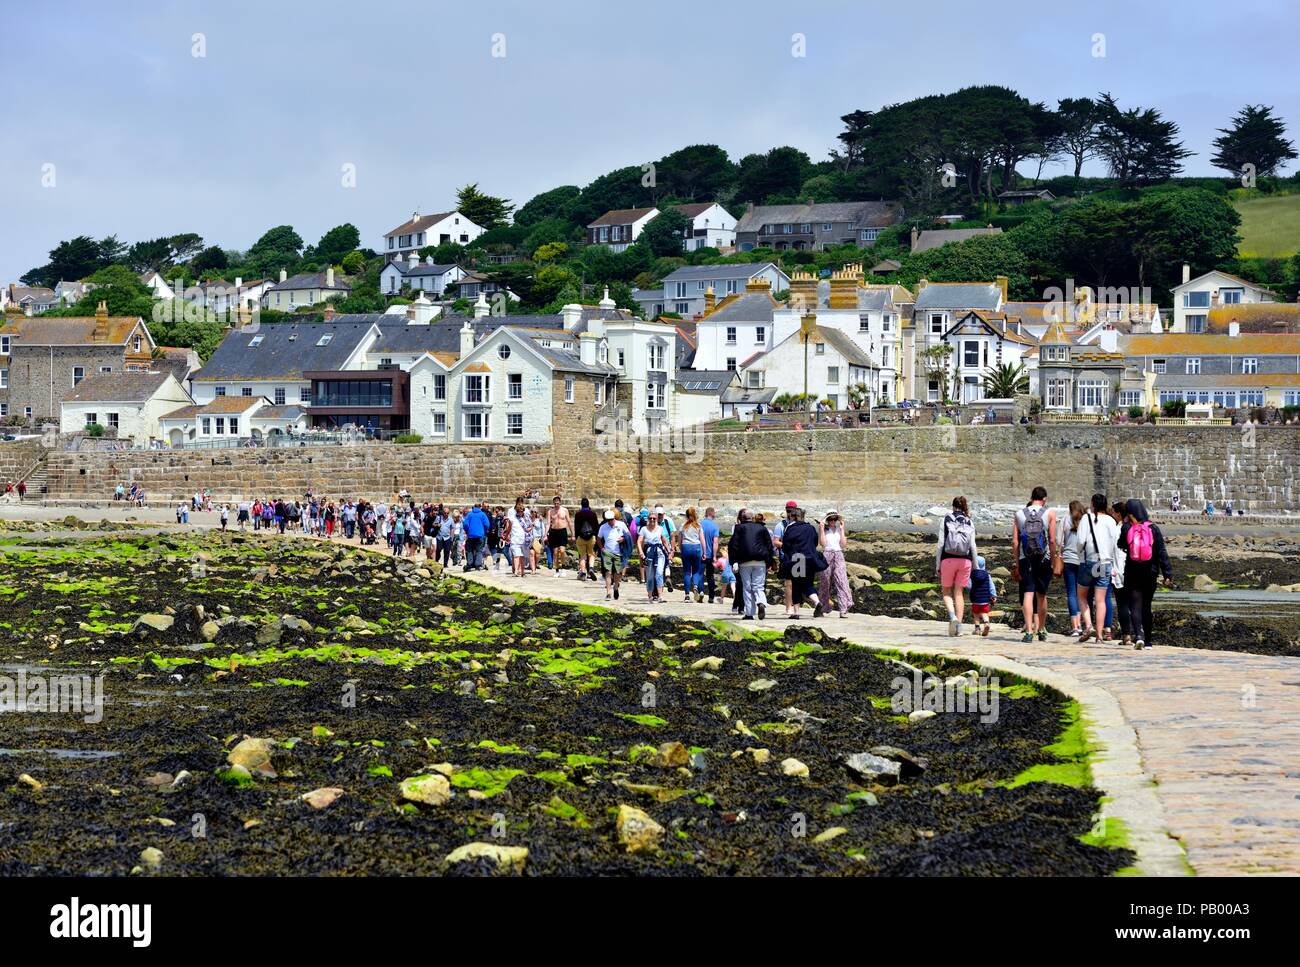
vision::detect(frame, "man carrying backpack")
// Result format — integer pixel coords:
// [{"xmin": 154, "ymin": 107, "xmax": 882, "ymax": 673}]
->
[
  {"xmin": 573, "ymin": 498, "xmax": 600, "ymax": 581},
  {"xmin": 936, "ymin": 495, "xmax": 978, "ymax": 636},
  {"xmin": 1012, "ymin": 486, "xmax": 1057, "ymax": 643}
]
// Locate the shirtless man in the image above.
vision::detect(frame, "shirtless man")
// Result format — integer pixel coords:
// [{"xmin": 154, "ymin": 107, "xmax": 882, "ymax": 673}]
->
[{"xmin": 545, "ymin": 496, "xmax": 572, "ymax": 574}]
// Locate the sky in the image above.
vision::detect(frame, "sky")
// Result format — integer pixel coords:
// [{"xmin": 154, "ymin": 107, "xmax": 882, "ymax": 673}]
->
[{"xmin": 2, "ymin": 0, "xmax": 1297, "ymax": 284}]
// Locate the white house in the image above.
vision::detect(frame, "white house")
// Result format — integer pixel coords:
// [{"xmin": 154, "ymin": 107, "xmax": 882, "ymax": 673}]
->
[
  {"xmin": 379, "ymin": 255, "xmax": 464, "ymax": 296},
  {"xmin": 59, "ymin": 370, "xmax": 193, "ymax": 445},
  {"xmin": 675, "ymin": 203, "xmax": 737, "ymax": 251},
  {"xmin": 937, "ymin": 310, "xmax": 1038, "ymax": 403},
  {"xmin": 741, "ymin": 323, "xmax": 877, "ymax": 411},
  {"xmin": 586, "ymin": 208, "xmax": 660, "ymax": 252},
  {"xmin": 262, "ymin": 268, "xmax": 352, "ymax": 311},
  {"xmin": 690, "ymin": 278, "xmax": 782, "ymax": 372},
  {"xmin": 659, "ymin": 262, "xmax": 789, "ymax": 319},
  {"xmin": 1171, "ymin": 266, "xmax": 1278, "ymax": 334},
  {"xmin": 158, "ymin": 395, "xmax": 308, "ymax": 447},
  {"xmin": 140, "ymin": 271, "xmax": 175, "ymax": 301},
  {"xmin": 383, "ymin": 210, "xmax": 484, "ymax": 262}
]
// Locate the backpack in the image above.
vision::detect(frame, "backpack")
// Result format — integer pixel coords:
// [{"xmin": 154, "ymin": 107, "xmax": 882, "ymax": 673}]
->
[
  {"xmin": 1018, "ymin": 505, "xmax": 1049, "ymax": 561},
  {"xmin": 942, "ymin": 513, "xmax": 975, "ymax": 557},
  {"xmin": 577, "ymin": 514, "xmax": 595, "ymax": 540},
  {"xmin": 1128, "ymin": 521, "xmax": 1154, "ymax": 562}
]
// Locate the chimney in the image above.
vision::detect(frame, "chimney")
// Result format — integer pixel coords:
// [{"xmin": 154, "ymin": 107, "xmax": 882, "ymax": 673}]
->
[
  {"xmin": 93, "ymin": 300, "xmax": 109, "ymax": 341},
  {"xmin": 1229, "ymin": 320, "xmax": 1241, "ymax": 338},
  {"xmin": 1182, "ymin": 264, "xmax": 1191, "ymax": 285},
  {"xmin": 473, "ymin": 291, "xmax": 491, "ymax": 319},
  {"xmin": 910, "ymin": 226, "xmax": 919, "ymax": 251},
  {"xmin": 279, "ymin": 268, "xmax": 287, "ymax": 283},
  {"xmin": 234, "ymin": 276, "xmax": 242, "ymax": 289},
  {"xmin": 459, "ymin": 319, "xmax": 476, "ymax": 356},
  {"xmin": 828, "ymin": 263, "xmax": 861, "ymax": 310},
  {"xmin": 1099, "ymin": 329, "xmax": 1118, "ymax": 353},
  {"xmin": 406, "ymin": 303, "xmax": 416, "ymax": 323},
  {"xmin": 561, "ymin": 303, "xmax": 583, "ymax": 331},
  {"xmin": 599, "ymin": 286, "xmax": 616, "ymax": 311},
  {"xmin": 322, "ymin": 304, "xmax": 335, "ymax": 321},
  {"xmin": 411, "ymin": 292, "xmax": 434, "ymax": 325},
  {"xmin": 788, "ymin": 270, "xmax": 818, "ymax": 313},
  {"xmin": 25, "ymin": 305, "xmax": 33, "ymax": 317},
  {"xmin": 744, "ymin": 275, "xmax": 772, "ymax": 293},
  {"xmin": 915, "ymin": 278, "xmax": 929, "ymax": 295},
  {"xmin": 326, "ymin": 267, "xmax": 335, "ymax": 289},
  {"xmin": 579, "ymin": 333, "xmax": 598, "ymax": 366},
  {"xmin": 412, "ymin": 210, "xmax": 420, "ymax": 221},
  {"xmin": 424, "ymin": 255, "xmax": 434, "ymax": 265},
  {"xmin": 745, "ymin": 201, "xmax": 754, "ymax": 215},
  {"xmin": 408, "ymin": 251, "xmax": 420, "ymax": 268},
  {"xmin": 995, "ymin": 275, "xmax": 1008, "ymax": 303},
  {"xmin": 704, "ymin": 287, "xmax": 716, "ymax": 313}
]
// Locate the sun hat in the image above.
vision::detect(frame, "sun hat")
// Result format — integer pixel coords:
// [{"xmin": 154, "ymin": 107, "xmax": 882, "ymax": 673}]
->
[{"xmin": 604, "ymin": 509, "xmax": 615, "ymax": 520}]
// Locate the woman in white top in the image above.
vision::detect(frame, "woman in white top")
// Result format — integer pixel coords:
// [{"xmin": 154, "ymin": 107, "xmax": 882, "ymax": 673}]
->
[
  {"xmin": 817, "ymin": 512, "xmax": 852, "ymax": 617},
  {"xmin": 1057, "ymin": 501, "xmax": 1090, "ymax": 637},
  {"xmin": 506, "ymin": 498, "xmax": 529, "ymax": 576},
  {"xmin": 1077, "ymin": 493, "xmax": 1121, "ymax": 643}
]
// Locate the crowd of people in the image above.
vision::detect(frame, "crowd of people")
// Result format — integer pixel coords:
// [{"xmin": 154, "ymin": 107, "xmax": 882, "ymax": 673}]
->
[{"xmin": 936, "ymin": 485, "xmax": 1174, "ymax": 649}]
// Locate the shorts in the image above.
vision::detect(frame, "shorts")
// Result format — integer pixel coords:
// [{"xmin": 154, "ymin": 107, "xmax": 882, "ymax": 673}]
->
[
  {"xmin": 548, "ymin": 527, "xmax": 569, "ymax": 549},
  {"xmin": 939, "ymin": 557, "xmax": 972, "ymax": 589},
  {"xmin": 972, "ymin": 603, "xmax": 991, "ymax": 616},
  {"xmin": 601, "ymin": 551, "xmax": 622, "ymax": 573},
  {"xmin": 576, "ymin": 536, "xmax": 595, "ymax": 557},
  {"xmin": 1018, "ymin": 557, "xmax": 1053, "ymax": 597},
  {"xmin": 1076, "ymin": 560, "xmax": 1112, "ymax": 589},
  {"xmin": 237, "ymin": 510, "xmax": 249, "ymax": 522}
]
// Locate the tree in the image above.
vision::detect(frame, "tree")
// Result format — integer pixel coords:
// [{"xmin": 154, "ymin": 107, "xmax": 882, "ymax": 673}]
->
[
  {"xmin": 514, "ymin": 185, "xmax": 581, "ymax": 227},
  {"xmin": 249, "ymin": 225, "xmax": 304, "ymax": 257},
  {"xmin": 1055, "ymin": 97, "xmax": 1102, "ymax": 177},
  {"xmin": 456, "ymin": 183, "xmax": 514, "ymax": 230},
  {"xmin": 168, "ymin": 233, "xmax": 205, "ymax": 263},
  {"xmin": 896, "ymin": 233, "xmax": 1032, "ymax": 298},
  {"xmin": 638, "ymin": 209, "xmax": 691, "ymax": 258},
  {"xmin": 44, "ymin": 264, "xmax": 153, "ymax": 319},
  {"xmin": 919, "ymin": 344, "xmax": 956, "ymax": 403},
  {"xmin": 655, "ymin": 144, "xmax": 736, "ymax": 201},
  {"xmin": 984, "ymin": 362, "xmax": 1029, "ymax": 398},
  {"xmin": 126, "ymin": 238, "xmax": 175, "ymax": 273},
  {"xmin": 313, "ymin": 224, "xmax": 361, "ymax": 264},
  {"xmin": 734, "ymin": 146, "xmax": 812, "ymax": 203},
  {"xmin": 340, "ymin": 250, "xmax": 367, "ymax": 276},
  {"xmin": 1210, "ymin": 105, "xmax": 1297, "ymax": 179},
  {"xmin": 1094, "ymin": 93, "xmax": 1193, "ymax": 187},
  {"xmin": 21, "ymin": 235, "xmax": 103, "ymax": 286},
  {"xmin": 95, "ymin": 235, "xmax": 128, "ymax": 266},
  {"xmin": 191, "ymin": 245, "xmax": 228, "ymax": 274}
]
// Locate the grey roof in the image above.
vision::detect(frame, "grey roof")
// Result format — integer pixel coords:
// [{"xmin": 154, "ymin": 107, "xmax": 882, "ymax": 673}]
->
[
  {"xmin": 721, "ymin": 386, "xmax": 778, "ymax": 404},
  {"xmin": 675, "ymin": 370, "xmax": 735, "ymax": 393},
  {"xmin": 62, "ymin": 370, "xmax": 176, "ymax": 404},
  {"xmin": 814, "ymin": 328, "xmax": 876, "ymax": 368},
  {"xmin": 258, "ymin": 404, "xmax": 306, "ymax": 420},
  {"xmin": 913, "ymin": 283, "xmax": 1002, "ymax": 311},
  {"xmin": 857, "ymin": 289, "xmax": 892, "ymax": 312},
  {"xmin": 192, "ymin": 322, "xmax": 376, "ymax": 382},
  {"xmin": 386, "ymin": 261, "xmax": 460, "ymax": 278},
  {"xmin": 736, "ymin": 201, "xmax": 903, "ymax": 233},
  {"xmin": 632, "ymin": 288, "xmax": 664, "ymax": 302},
  {"xmin": 660, "ymin": 262, "xmax": 782, "ymax": 284},
  {"xmin": 702, "ymin": 293, "xmax": 776, "ymax": 323},
  {"xmin": 271, "ymin": 272, "xmax": 352, "ymax": 292},
  {"xmin": 911, "ymin": 227, "xmax": 1002, "ymax": 253}
]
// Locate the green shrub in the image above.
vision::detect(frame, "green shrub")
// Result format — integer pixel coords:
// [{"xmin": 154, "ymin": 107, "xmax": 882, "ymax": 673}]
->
[
  {"xmin": 394, "ymin": 433, "xmax": 422, "ymax": 444},
  {"xmin": 85, "ymin": 422, "xmax": 105, "ymax": 437},
  {"xmin": 1128, "ymin": 406, "xmax": 1144, "ymax": 420}
]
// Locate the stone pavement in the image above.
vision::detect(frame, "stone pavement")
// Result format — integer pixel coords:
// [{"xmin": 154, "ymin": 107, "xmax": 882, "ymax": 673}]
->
[{"xmin": 457, "ymin": 562, "xmax": 1300, "ymax": 877}]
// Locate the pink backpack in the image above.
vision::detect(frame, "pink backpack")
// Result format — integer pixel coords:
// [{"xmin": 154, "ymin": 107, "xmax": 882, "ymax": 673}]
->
[{"xmin": 1128, "ymin": 521, "xmax": 1154, "ymax": 562}]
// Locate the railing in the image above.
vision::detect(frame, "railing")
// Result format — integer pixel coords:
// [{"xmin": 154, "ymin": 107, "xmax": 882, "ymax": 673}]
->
[
  {"xmin": 1042, "ymin": 412, "xmax": 1107, "ymax": 424},
  {"xmin": 1155, "ymin": 416, "xmax": 1234, "ymax": 426}
]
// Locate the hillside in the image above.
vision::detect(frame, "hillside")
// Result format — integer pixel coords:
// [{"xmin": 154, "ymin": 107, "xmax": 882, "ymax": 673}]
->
[{"xmin": 1234, "ymin": 192, "xmax": 1300, "ymax": 257}]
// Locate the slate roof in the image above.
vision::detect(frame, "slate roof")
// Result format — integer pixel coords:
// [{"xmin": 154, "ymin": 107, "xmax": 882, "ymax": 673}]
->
[
  {"xmin": 384, "ymin": 261, "xmax": 460, "ymax": 278},
  {"xmin": 913, "ymin": 283, "xmax": 1002, "ymax": 312},
  {"xmin": 385, "ymin": 211, "xmax": 457, "ymax": 237},
  {"xmin": 1122, "ymin": 333, "xmax": 1300, "ymax": 356},
  {"xmin": 271, "ymin": 272, "xmax": 352, "ymax": 292},
  {"xmin": 3, "ymin": 315, "xmax": 147, "ymax": 347},
  {"xmin": 62, "ymin": 370, "xmax": 176, "ymax": 404},
  {"xmin": 675, "ymin": 370, "xmax": 735, "ymax": 393},
  {"xmin": 192, "ymin": 322, "xmax": 375, "ymax": 381},
  {"xmin": 702, "ymin": 292, "xmax": 777, "ymax": 323},
  {"xmin": 587, "ymin": 207, "xmax": 658, "ymax": 228},
  {"xmin": 911, "ymin": 227, "xmax": 1002, "ymax": 253},
  {"xmin": 660, "ymin": 262, "xmax": 782, "ymax": 284},
  {"xmin": 736, "ymin": 201, "xmax": 903, "ymax": 233}
]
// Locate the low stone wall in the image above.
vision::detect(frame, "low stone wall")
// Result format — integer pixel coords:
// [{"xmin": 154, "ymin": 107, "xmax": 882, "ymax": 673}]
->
[
  {"xmin": 0, "ymin": 440, "xmax": 44, "ymax": 485},
  {"xmin": 29, "ymin": 425, "xmax": 1300, "ymax": 513}
]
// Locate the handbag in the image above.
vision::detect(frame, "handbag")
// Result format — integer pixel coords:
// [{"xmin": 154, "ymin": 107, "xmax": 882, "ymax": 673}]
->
[{"xmin": 1051, "ymin": 523, "xmax": 1064, "ymax": 577}]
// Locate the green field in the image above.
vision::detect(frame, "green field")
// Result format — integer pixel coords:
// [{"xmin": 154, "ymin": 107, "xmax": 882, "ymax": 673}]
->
[{"xmin": 1234, "ymin": 192, "xmax": 1300, "ymax": 257}]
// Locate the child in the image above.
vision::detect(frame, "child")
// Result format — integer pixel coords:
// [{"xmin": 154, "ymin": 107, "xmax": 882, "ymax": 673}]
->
[
  {"xmin": 969, "ymin": 555, "xmax": 997, "ymax": 637},
  {"xmin": 715, "ymin": 555, "xmax": 735, "ymax": 606}
]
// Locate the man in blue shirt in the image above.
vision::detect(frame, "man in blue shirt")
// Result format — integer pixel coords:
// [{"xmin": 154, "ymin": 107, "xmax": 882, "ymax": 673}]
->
[
  {"xmin": 700, "ymin": 506, "xmax": 721, "ymax": 604},
  {"xmin": 462, "ymin": 500, "xmax": 490, "ymax": 571}
]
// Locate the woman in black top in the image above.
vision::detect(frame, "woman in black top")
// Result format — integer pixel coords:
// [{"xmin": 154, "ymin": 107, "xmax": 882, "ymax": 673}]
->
[
  {"xmin": 777, "ymin": 508, "xmax": 825, "ymax": 619},
  {"xmin": 1117, "ymin": 499, "xmax": 1173, "ymax": 650}
]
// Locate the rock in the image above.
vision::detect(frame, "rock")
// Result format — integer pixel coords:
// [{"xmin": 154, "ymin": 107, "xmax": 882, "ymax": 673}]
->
[
  {"xmin": 170, "ymin": 770, "xmax": 192, "ymax": 790},
  {"xmin": 199, "ymin": 620, "xmax": 220, "ymax": 642},
  {"xmin": 747, "ymin": 678, "xmax": 777, "ymax": 692},
  {"xmin": 143, "ymin": 772, "xmax": 174, "ymax": 788},
  {"xmin": 17, "ymin": 773, "xmax": 43, "ymax": 792},
  {"xmin": 867, "ymin": 745, "xmax": 929, "ymax": 777},
  {"xmin": 690, "ymin": 656, "xmax": 724, "ymax": 671},
  {"xmin": 651, "ymin": 741, "xmax": 689, "ymax": 768},
  {"xmin": 282, "ymin": 615, "xmax": 312, "ymax": 632},
  {"xmin": 301, "ymin": 787, "xmax": 344, "ymax": 809},
  {"xmin": 139, "ymin": 847, "xmax": 163, "ymax": 871},
  {"xmin": 747, "ymin": 747, "xmax": 771, "ymax": 765},
  {"xmin": 227, "ymin": 737, "xmax": 277, "ymax": 777},
  {"xmin": 777, "ymin": 706, "xmax": 827, "ymax": 724},
  {"xmin": 908, "ymin": 709, "xmax": 937, "ymax": 723},
  {"xmin": 445, "ymin": 842, "xmax": 528, "ymax": 873},
  {"xmin": 813, "ymin": 827, "xmax": 848, "ymax": 844},
  {"xmin": 781, "ymin": 757, "xmax": 809, "ymax": 778},
  {"xmin": 991, "ymin": 566, "xmax": 1011, "ymax": 579},
  {"xmin": 844, "ymin": 752, "xmax": 902, "ymax": 785},
  {"xmin": 615, "ymin": 804, "xmax": 664, "ymax": 854},
  {"xmin": 400, "ymin": 773, "xmax": 451, "ymax": 806},
  {"xmin": 255, "ymin": 618, "xmax": 283, "ymax": 645},
  {"xmin": 911, "ymin": 514, "xmax": 932, "ymax": 526},
  {"xmin": 1192, "ymin": 574, "xmax": 1219, "ymax": 593},
  {"xmin": 133, "ymin": 613, "xmax": 174, "ymax": 634},
  {"xmin": 846, "ymin": 563, "xmax": 882, "ymax": 581}
]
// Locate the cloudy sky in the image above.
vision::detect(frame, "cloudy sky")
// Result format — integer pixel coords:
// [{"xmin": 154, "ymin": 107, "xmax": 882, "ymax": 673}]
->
[{"xmin": 2, "ymin": 0, "xmax": 1297, "ymax": 282}]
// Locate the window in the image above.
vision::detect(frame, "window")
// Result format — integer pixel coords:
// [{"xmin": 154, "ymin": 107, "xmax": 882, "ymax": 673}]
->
[
  {"xmin": 617, "ymin": 350, "xmax": 625, "ymax": 368},
  {"xmin": 674, "ymin": 282, "xmax": 687, "ymax": 298},
  {"xmin": 241, "ymin": 387, "xmax": 252, "ymax": 397},
  {"xmin": 1221, "ymin": 288, "xmax": 1243, "ymax": 305},
  {"xmin": 647, "ymin": 382, "xmax": 665, "ymax": 409},
  {"xmin": 0, "ymin": 404, "xmax": 6, "ymax": 416},
  {"xmin": 860, "ymin": 228, "xmax": 880, "ymax": 242},
  {"xmin": 507, "ymin": 413, "xmax": 523, "ymax": 436},
  {"xmin": 85, "ymin": 412, "xmax": 98, "ymax": 426},
  {"xmin": 133, "ymin": 335, "xmax": 142, "ymax": 352},
  {"xmin": 1242, "ymin": 357, "xmax": 1258, "ymax": 374},
  {"xmin": 859, "ymin": 317, "xmax": 870, "ymax": 332},
  {"xmin": 498, "ymin": 344, "xmax": 511, "ymax": 360},
  {"xmin": 100, "ymin": 366, "xmax": 112, "ymax": 374},
  {"xmin": 1186, "ymin": 315, "xmax": 1207, "ymax": 333},
  {"xmin": 1241, "ymin": 390, "xmax": 1264, "ymax": 406},
  {"xmin": 882, "ymin": 314, "xmax": 893, "ymax": 332},
  {"xmin": 1047, "ymin": 379, "xmax": 1069, "ymax": 409},
  {"xmin": 827, "ymin": 366, "xmax": 840, "ymax": 384},
  {"xmin": 249, "ymin": 335, "xmax": 264, "ymax": 347},
  {"xmin": 882, "ymin": 346, "xmax": 891, "ymax": 367},
  {"xmin": 675, "ymin": 302, "xmax": 690, "ymax": 315},
  {"xmin": 822, "ymin": 223, "xmax": 833, "ymax": 231},
  {"xmin": 317, "ymin": 333, "xmax": 333, "ymax": 346},
  {"xmin": 433, "ymin": 374, "xmax": 446, "ymax": 401},
  {"xmin": 24, "ymin": 407, "xmax": 31, "ymax": 419},
  {"xmin": 1186, "ymin": 357, "xmax": 1200, "ymax": 375},
  {"xmin": 927, "ymin": 379, "xmax": 940, "ymax": 402},
  {"xmin": 1152, "ymin": 359, "xmax": 1166, "ymax": 374},
  {"xmin": 433, "ymin": 412, "xmax": 446, "ymax": 434},
  {"xmin": 1183, "ymin": 291, "xmax": 1210, "ymax": 308},
  {"xmin": 1120, "ymin": 391, "xmax": 1143, "ymax": 408},
  {"xmin": 463, "ymin": 411, "xmax": 486, "ymax": 439},
  {"xmin": 508, "ymin": 373, "xmax": 522, "ymax": 400},
  {"xmin": 274, "ymin": 387, "xmax": 286, "ymax": 405},
  {"xmin": 726, "ymin": 358, "xmax": 737, "ymax": 371},
  {"xmin": 755, "ymin": 326, "xmax": 765, "ymax": 344},
  {"xmin": 228, "ymin": 418, "xmax": 238, "ymax": 435},
  {"xmin": 73, "ymin": 366, "xmax": 85, "ymax": 386},
  {"xmin": 815, "ymin": 342, "xmax": 825, "ymax": 355},
  {"xmin": 1078, "ymin": 380, "xmax": 1108, "ymax": 410},
  {"xmin": 299, "ymin": 386, "xmax": 311, "ymax": 403},
  {"xmin": 1285, "ymin": 391, "xmax": 1300, "ymax": 407},
  {"xmin": 598, "ymin": 342, "xmax": 608, "ymax": 364},
  {"xmin": 929, "ymin": 314, "xmax": 945, "ymax": 335},
  {"xmin": 726, "ymin": 280, "xmax": 738, "ymax": 294},
  {"xmin": 964, "ymin": 341, "xmax": 980, "ymax": 367},
  {"xmin": 0, "ymin": 368, "xmax": 6, "ymax": 389},
  {"xmin": 564, "ymin": 377, "xmax": 575, "ymax": 403},
  {"xmin": 465, "ymin": 374, "xmax": 490, "ymax": 404},
  {"xmin": 106, "ymin": 413, "xmax": 119, "ymax": 430},
  {"xmin": 648, "ymin": 343, "xmax": 666, "ymax": 371},
  {"xmin": 594, "ymin": 382, "xmax": 604, "ymax": 405},
  {"xmin": 215, "ymin": 417, "xmax": 225, "ymax": 435},
  {"xmin": 0, "ymin": 336, "xmax": 9, "ymax": 353}
]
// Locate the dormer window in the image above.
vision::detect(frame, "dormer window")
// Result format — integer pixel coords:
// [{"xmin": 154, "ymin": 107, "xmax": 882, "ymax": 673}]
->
[
  {"xmin": 317, "ymin": 333, "xmax": 333, "ymax": 346},
  {"xmin": 249, "ymin": 335, "xmax": 264, "ymax": 347}
]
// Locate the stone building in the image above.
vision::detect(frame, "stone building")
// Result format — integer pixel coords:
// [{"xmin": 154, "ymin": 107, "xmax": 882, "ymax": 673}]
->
[
  {"xmin": 0, "ymin": 302, "xmax": 156, "ymax": 424},
  {"xmin": 1032, "ymin": 321, "xmax": 1126, "ymax": 414}
]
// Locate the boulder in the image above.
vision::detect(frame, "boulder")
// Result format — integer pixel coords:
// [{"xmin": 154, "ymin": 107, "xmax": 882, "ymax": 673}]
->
[
  {"xmin": 616, "ymin": 804, "xmax": 664, "ymax": 854},
  {"xmin": 844, "ymin": 752, "xmax": 902, "ymax": 785},
  {"xmin": 781, "ymin": 757, "xmax": 809, "ymax": 778},
  {"xmin": 1192, "ymin": 574, "xmax": 1219, "ymax": 593},
  {"xmin": 301, "ymin": 787, "xmax": 345, "ymax": 810},
  {"xmin": 445, "ymin": 842, "xmax": 528, "ymax": 873},
  {"xmin": 133, "ymin": 613, "xmax": 174, "ymax": 634},
  {"xmin": 911, "ymin": 515, "xmax": 932, "ymax": 526},
  {"xmin": 747, "ymin": 678, "xmax": 777, "ymax": 692},
  {"xmin": 867, "ymin": 745, "xmax": 929, "ymax": 777},
  {"xmin": 256, "ymin": 618, "xmax": 283, "ymax": 645},
  {"xmin": 651, "ymin": 742, "xmax": 689, "ymax": 768},
  {"xmin": 199, "ymin": 620, "xmax": 220, "ymax": 642},
  {"xmin": 227, "ymin": 737, "xmax": 277, "ymax": 777},
  {"xmin": 400, "ymin": 774, "xmax": 451, "ymax": 806},
  {"xmin": 908, "ymin": 709, "xmax": 937, "ymax": 724},
  {"xmin": 690, "ymin": 656, "xmax": 724, "ymax": 671}
]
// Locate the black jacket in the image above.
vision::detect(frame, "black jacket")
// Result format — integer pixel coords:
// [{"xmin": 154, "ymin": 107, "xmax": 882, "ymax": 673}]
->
[
  {"xmin": 778, "ymin": 520, "xmax": 824, "ymax": 578},
  {"xmin": 727, "ymin": 522, "xmax": 775, "ymax": 566},
  {"xmin": 1118, "ymin": 521, "xmax": 1173, "ymax": 582}
]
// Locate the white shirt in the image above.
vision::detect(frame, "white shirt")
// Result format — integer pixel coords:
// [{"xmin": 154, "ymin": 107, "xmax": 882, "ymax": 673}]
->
[
  {"xmin": 1080, "ymin": 512, "xmax": 1120, "ymax": 565},
  {"xmin": 821, "ymin": 526, "xmax": 843, "ymax": 553}
]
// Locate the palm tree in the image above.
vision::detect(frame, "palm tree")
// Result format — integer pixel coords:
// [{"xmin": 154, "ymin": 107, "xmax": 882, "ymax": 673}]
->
[{"xmin": 983, "ymin": 362, "xmax": 1030, "ymax": 398}]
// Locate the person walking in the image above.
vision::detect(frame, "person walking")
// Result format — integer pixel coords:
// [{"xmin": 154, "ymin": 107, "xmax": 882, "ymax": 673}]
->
[
  {"xmin": 1057, "ymin": 500, "xmax": 1089, "ymax": 638},
  {"xmin": 936, "ymin": 496, "xmax": 978, "ymax": 636},
  {"xmin": 817, "ymin": 511, "xmax": 852, "ymax": 618},
  {"xmin": 638, "ymin": 511, "xmax": 670, "ymax": 603},
  {"xmin": 1077, "ymin": 493, "xmax": 1120, "ymax": 644},
  {"xmin": 969, "ymin": 555, "xmax": 997, "ymax": 635},
  {"xmin": 572, "ymin": 498, "xmax": 600, "ymax": 581},
  {"xmin": 727, "ymin": 508, "xmax": 775, "ymax": 620},
  {"xmin": 597, "ymin": 509, "xmax": 630, "ymax": 601},
  {"xmin": 1108, "ymin": 500, "xmax": 1131, "ymax": 643},
  {"xmin": 1012, "ymin": 486, "xmax": 1057, "ymax": 642},
  {"xmin": 506, "ymin": 498, "xmax": 529, "ymax": 577},
  {"xmin": 545, "ymin": 496, "xmax": 572, "ymax": 575},
  {"xmin": 700, "ymin": 507, "xmax": 720, "ymax": 604},
  {"xmin": 778, "ymin": 507, "xmax": 825, "ymax": 619},
  {"xmin": 676, "ymin": 507, "xmax": 705, "ymax": 603},
  {"xmin": 1118, "ymin": 499, "xmax": 1172, "ymax": 649},
  {"xmin": 463, "ymin": 500, "xmax": 490, "ymax": 571},
  {"xmin": 220, "ymin": 504, "xmax": 229, "ymax": 531}
]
